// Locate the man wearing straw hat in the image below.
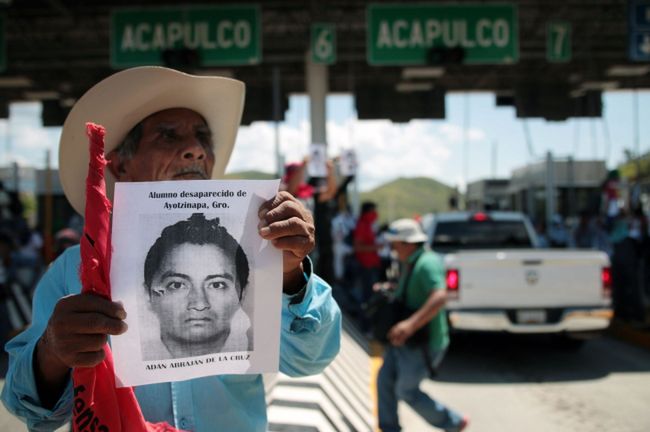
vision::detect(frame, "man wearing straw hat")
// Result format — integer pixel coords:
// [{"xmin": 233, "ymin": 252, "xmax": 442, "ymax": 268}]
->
[{"xmin": 1, "ymin": 67, "xmax": 341, "ymax": 431}]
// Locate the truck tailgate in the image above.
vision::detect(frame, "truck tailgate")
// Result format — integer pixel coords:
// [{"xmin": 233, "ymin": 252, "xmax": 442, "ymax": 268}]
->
[{"xmin": 444, "ymin": 249, "xmax": 610, "ymax": 309}]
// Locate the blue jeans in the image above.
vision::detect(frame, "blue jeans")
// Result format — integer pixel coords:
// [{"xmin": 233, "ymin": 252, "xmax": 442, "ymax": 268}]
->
[
  {"xmin": 377, "ymin": 345, "xmax": 463, "ymax": 432},
  {"xmin": 357, "ymin": 266, "xmax": 379, "ymax": 331}
]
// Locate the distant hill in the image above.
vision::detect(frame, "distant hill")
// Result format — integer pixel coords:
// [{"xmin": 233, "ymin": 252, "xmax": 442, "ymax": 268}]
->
[
  {"xmin": 360, "ymin": 177, "xmax": 458, "ymax": 224},
  {"xmin": 224, "ymin": 170, "xmax": 278, "ymax": 180},
  {"xmin": 223, "ymin": 173, "xmax": 457, "ymax": 224}
]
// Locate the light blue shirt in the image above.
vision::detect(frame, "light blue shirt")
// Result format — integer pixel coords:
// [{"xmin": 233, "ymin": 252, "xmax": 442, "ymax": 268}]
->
[{"xmin": 1, "ymin": 246, "xmax": 341, "ymax": 431}]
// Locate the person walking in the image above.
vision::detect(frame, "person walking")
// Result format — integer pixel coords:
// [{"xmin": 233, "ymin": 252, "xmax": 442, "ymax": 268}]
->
[{"xmin": 377, "ymin": 218, "xmax": 468, "ymax": 432}]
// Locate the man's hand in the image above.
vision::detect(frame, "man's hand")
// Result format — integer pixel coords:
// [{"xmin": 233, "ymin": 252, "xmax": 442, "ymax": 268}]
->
[
  {"xmin": 40, "ymin": 293, "xmax": 128, "ymax": 368},
  {"xmin": 373, "ymin": 281, "xmax": 396, "ymax": 292},
  {"xmin": 34, "ymin": 293, "xmax": 127, "ymax": 408},
  {"xmin": 258, "ymin": 191, "xmax": 315, "ymax": 294},
  {"xmin": 387, "ymin": 319, "xmax": 416, "ymax": 347}
]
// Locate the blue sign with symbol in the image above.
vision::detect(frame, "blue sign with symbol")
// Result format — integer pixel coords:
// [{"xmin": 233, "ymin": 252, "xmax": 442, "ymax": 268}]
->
[{"xmin": 630, "ymin": 1, "xmax": 650, "ymax": 60}]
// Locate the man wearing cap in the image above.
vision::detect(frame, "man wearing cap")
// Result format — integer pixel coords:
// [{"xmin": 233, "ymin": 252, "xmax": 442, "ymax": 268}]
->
[
  {"xmin": 377, "ymin": 218, "xmax": 467, "ymax": 432},
  {"xmin": 1, "ymin": 67, "xmax": 341, "ymax": 431}
]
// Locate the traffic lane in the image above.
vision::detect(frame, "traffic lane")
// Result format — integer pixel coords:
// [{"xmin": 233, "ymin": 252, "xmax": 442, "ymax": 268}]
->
[
  {"xmin": 409, "ymin": 334, "xmax": 650, "ymax": 432},
  {"xmin": 438, "ymin": 333, "xmax": 650, "ymax": 383}
]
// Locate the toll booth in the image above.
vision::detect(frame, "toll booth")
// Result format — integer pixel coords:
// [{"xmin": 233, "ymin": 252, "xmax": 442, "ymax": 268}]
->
[
  {"xmin": 0, "ymin": 164, "xmax": 36, "ymax": 194},
  {"xmin": 508, "ymin": 158, "xmax": 607, "ymax": 223},
  {"xmin": 618, "ymin": 152, "xmax": 650, "ymax": 215},
  {"xmin": 0, "ymin": 164, "xmax": 37, "ymax": 225},
  {"xmin": 466, "ymin": 179, "xmax": 511, "ymax": 211},
  {"xmin": 35, "ymin": 168, "xmax": 77, "ymax": 236}
]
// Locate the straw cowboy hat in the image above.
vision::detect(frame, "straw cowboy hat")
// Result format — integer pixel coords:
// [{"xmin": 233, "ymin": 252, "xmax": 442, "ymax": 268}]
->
[{"xmin": 59, "ymin": 66, "xmax": 245, "ymax": 214}]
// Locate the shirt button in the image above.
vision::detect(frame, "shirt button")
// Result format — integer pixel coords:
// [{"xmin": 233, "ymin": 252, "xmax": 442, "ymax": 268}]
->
[{"xmin": 179, "ymin": 418, "xmax": 190, "ymax": 429}]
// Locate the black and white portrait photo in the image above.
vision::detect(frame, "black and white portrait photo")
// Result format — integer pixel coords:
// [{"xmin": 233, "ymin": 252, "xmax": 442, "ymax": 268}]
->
[
  {"xmin": 110, "ymin": 179, "xmax": 283, "ymax": 387},
  {"xmin": 140, "ymin": 213, "xmax": 253, "ymax": 360}
]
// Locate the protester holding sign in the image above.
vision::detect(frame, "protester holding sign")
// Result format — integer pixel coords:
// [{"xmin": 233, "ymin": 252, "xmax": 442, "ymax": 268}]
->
[{"xmin": 1, "ymin": 66, "xmax": 341, "ymax": 431}]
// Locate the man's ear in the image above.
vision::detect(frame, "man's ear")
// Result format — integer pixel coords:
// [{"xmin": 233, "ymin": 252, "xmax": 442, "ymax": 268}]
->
[
  {"xmin": 144, "ymin": 284, "xmax": 156, "ymax": 311},
  {"xmin": 106, "ymin": 151, "xmax": 128, "ymax": 180}
]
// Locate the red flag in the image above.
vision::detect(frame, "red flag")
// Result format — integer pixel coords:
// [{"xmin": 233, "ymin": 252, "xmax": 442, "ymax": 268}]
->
[{"xmin": 72, "ymin": 123, "xmax": 183, "ymax": 432}]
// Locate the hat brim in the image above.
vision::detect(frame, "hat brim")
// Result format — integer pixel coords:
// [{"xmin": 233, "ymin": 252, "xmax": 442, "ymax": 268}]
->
[
  {"xmin": 59, "ymin": 66, "xmax": 245, "ymax": 215},
  {"xmin": 385, "ymin": 233, "xmax": 429, "ymax": 243}
]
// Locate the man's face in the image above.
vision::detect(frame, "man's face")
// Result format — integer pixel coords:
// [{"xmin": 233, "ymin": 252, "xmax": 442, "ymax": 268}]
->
[
  {"xmin": 390, "ymin": 241, "xmax": 410, "ymax": 262},
  {"xmin": 111, "ymin": 108, "xmax": 215, "ymax": 182},
  {"xmin": 149, "ymin": 243, "xmax": 242, "ymax": 350}
]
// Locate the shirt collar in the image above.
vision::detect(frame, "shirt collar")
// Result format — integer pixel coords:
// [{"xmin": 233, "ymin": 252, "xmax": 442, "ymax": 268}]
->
[{"xmin": 406, "ymin": 245, "xmax": 425, "ymax": 264}]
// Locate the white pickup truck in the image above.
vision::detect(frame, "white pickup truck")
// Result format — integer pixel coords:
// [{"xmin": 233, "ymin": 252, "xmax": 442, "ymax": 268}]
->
[{"xmin": 421, "ymin": 211, "xmax": 613, "ymax": 344}]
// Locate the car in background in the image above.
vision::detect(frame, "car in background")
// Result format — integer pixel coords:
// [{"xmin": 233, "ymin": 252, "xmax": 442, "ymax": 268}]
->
[{"xmin": 421, "ymin": 211, "xmax": 612, "ymax": 347}]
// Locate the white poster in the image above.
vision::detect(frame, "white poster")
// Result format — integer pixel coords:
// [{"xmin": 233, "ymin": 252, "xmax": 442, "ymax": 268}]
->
[
  {"xmin": 110, "ymin": 179, "xmax": 282, "ymax": 387},
  {"xmin": 339, "ymin": 149, "xmax": 358, "ymax": 177},
  {"xmin": 307, "ymin": 142, "xmax": 328, "ymax": 178}
]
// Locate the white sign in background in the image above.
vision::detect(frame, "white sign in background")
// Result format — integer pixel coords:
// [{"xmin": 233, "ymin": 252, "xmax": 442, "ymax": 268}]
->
[
  {"xmin": 110, "ymin": 179, "xmax": 282, "ymax": 387},
  {"xmin": 307, "ymin": 143, "xmax": 328, "ymax": 178},
  {"xmin": 339, "ymin": 149, "xmax": 358, "ymax": 177}
]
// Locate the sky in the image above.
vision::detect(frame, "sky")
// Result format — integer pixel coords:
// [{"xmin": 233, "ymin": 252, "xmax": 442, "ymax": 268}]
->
[{"xmin": 0, "ymin": 90, "xmax": 648, "ymax": 192}]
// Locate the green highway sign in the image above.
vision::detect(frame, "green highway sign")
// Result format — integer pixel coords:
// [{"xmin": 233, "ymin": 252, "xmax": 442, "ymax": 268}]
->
[
  {"xmin": 0, "ymin": 15, "xmax": 5, "ymax": 72},
  {"xmin": 111, "ymin": 5, "xmax": 261, "ymax": 68},
  {"xmin": 547, "ymin": 21, "xmax": 571, "ymax": 63},
  {"xmin": 367, "ymin": 3, "xmax": 519, "ymax": 65},
  {"xmin": 311, "ymin": 23, "xmax": 336, "ymax": 64}
]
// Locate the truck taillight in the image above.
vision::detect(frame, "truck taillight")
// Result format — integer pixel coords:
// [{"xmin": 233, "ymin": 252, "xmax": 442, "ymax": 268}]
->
[
  {"xmin": 601, "ymin": 267, "xmax": 612, "ymax": 299},
  {"xmin": 472, "ymin": 212, "xmax": 489, "ymax": 222},
  {"xmin": 446, "ymin": 269, "xmax": 459, "ymax": 299}
]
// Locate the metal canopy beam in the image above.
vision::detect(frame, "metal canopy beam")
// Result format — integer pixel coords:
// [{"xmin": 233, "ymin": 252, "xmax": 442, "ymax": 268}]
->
[{"xmin": 1, "ymin": 0, "xmax": 648, "ymax": 119}]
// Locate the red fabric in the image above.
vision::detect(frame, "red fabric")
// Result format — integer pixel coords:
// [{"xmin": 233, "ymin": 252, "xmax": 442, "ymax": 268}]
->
[
  {"xmin": 71, "ymin": 123, "xmax": 183, "ymax": 432},
  {"xmin": 353, "ymin": 212, "xmax": 380, "ymax": 268},
  {"xmin": 282, "ymin": 163, "xmax": 314, "ymax": 199}
]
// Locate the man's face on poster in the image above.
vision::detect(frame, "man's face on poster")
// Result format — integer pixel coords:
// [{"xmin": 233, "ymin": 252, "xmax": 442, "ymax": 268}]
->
[{"xmin": 148, "ymin": 242, "xmax": 242, "ymax": 352}]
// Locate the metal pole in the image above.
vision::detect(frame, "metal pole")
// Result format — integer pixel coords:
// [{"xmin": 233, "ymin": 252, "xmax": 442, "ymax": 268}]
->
[
  {"xmin": 573, "ymin": 119, "xmax": 580, "ymax": 156},
  {"xmin": 546, "ymin": 151, "xmax": 555, "ymax": 225},
  {"xmin": 306, "ymin": 49, "xmax": 333, "ymax": 282},
  {"xmin": 633, "ymin": 89, "xmax": 640, "ymax": 158},
  {"xmin": 523, "ymin": 120, "xmax": 535, "ymax": 159},
  {"xmin": 568, "ymin": 156, "xmax": 576, "ymax": 219},
  {"xmin": 633, "ymin": 89, "xmax": 641, "ymax": 178},
  {"xmin": 12, "ymin": 161, "xmax": 19, "ymax": 193},
  {"xmin": 307, "ymin": 51, "xmax": 327, "ymax": 144},
  {"xmin": 590, "ymin": 118, "xmax": 598, "ymax": 159},
  {"xmin": 5, "ymin": 116, "xmax": 11, "ymax": 166},
  {"xmin": 601, "ymin": 118, "xmax": 612, "ymax": 165},
  {"xmin": 463, "ymin": 94, "xmax": 469, "ymax": 198},
  {"xmin": 492, "ymin": 140, "xmax": 497, "ymax": 178}
]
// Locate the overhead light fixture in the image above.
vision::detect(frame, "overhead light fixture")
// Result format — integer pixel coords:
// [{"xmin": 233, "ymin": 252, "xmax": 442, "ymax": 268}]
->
[
  {"xmin": 0, "ymin": 76, "xmax": 33, "ymax": 88},
  {"xmin": 401, "ymin": 67, "xmax": 445, "ymax": 80},
  {"xmin": 568, "ymin": 73, "xmax": 582, "ymax": 83},
  {"xmin": 606, "ymin": 65, "xmax": 650, "ymax": 77},
  {"xmin": 395, "ymin": 82, "xmax": 433, "ymax": 93},
  {"xmin": 570, "ymin": 89, "xmax": 586, "ymax": 98},
  {"xmin": 60, "ymin": 97, "xmax": 76, "ymax": 108},
  {"xmin": 24, "ymin": 91, "xmax": 60, "ymax": 100},
  {"xmin": 579, "ymin": 81, "xmax": 619, "ymax": 91}
]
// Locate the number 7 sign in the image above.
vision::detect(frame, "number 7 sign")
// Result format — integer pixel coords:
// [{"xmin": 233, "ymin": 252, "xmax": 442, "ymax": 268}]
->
[{"xmin": 547, "ymin": 21, "xmax": 572, "ymax": 63}]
